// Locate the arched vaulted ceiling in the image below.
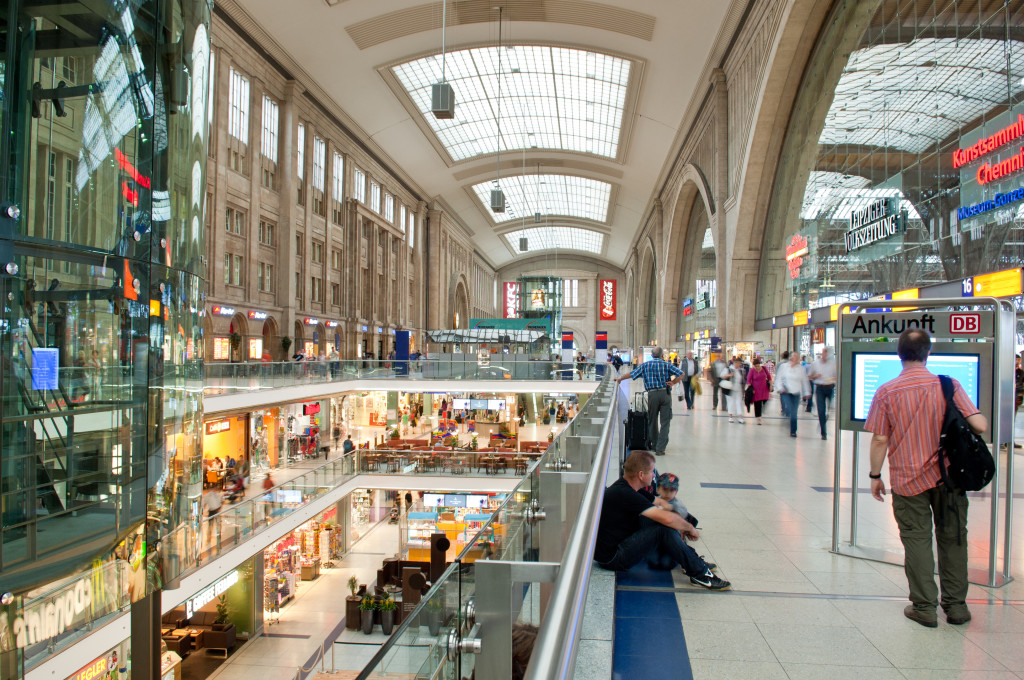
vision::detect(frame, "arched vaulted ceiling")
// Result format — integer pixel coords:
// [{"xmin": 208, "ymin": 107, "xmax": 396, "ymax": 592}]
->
[{"xmin": 222, "ymin": 0, "xmax": 736, "ymax": 266}]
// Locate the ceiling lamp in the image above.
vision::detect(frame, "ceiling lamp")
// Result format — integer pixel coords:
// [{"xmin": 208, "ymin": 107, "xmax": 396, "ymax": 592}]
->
[
  {"xmin": 490, "ymin": 7, "xmax": 506, "ymax": 213},
  {"xmin": 431, "ymin": 0, "xmax": 455, "ymax": 119}
]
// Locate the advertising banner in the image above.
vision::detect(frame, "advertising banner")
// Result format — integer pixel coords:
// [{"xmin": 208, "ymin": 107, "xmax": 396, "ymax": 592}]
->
[
  {"xmin": 599, "ymin": 279, "xmax": 616, "ymax": 320},
  {"xmin": 503, "ymin": 282, "xmax": 519, "ymax": 319}
]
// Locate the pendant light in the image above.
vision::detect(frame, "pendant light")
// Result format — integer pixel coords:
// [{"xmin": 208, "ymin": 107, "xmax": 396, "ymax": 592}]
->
[
  {"xmin": 519, "ymin": 144, "xmax": 528, "ymax": 251},
  {"xmin": 431, "ymin": 0, "xmax": 455, "ymax": 119},
  {"xmin": 490, "ymin": 7, "xmax": 506, "ymax": 213}
]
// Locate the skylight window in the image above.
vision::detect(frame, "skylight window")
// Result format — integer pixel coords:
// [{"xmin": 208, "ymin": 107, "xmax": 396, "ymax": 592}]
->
[
  {"xmin": 800, "ymin": 172, "xmax": 921, "ymax": 221},
  {"xmin": 392, "ymin": 46, "xmax": 631, "ymax": 161},
  {"xmin": 820, "ymin": 38, "xmax": 1024, "ymax": 153},
  {"xmin": 503, "ymin": 227, "xmax": 604, "ymax": 254},
  {"xmin": 471, "ymin": 174, "xmax": 611, "ymax": 223}
]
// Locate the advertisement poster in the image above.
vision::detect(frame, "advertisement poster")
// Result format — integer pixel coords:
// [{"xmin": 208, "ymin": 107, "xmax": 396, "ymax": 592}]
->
[{"xmin": 599, "ymin": 279, "xmax": 616, "ymax": 320}]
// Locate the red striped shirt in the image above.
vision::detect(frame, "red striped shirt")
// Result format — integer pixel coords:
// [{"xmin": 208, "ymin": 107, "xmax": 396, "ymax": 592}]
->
[{"xmin": 864, "ymin": 366, "xmax": 980, "ymax": 496}]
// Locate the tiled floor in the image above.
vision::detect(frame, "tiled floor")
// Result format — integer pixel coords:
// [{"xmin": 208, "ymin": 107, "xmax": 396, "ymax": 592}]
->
[{"xmin": 612, "ymin": 386, "xmax": 1024, "ymax": 679}]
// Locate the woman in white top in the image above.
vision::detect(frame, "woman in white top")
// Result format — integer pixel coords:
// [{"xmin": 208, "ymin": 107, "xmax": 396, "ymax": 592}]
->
[{"xmin": 720, "ymin": 357, "xmax": 746, "ymax": 423}]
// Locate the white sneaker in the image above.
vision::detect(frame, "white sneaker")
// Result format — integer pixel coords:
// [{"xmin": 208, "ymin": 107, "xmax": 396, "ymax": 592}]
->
[
  {"xmin": 728, "ymin": 416, "xmax": 734, "ymax": 422},
  {"xmin": 737, "ymin": 419, "xmax": 745, "ymax": 424}
]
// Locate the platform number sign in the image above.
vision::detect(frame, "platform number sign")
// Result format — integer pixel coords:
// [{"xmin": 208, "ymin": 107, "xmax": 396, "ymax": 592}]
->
[{"xmin": 961, "ymin": 277, "xmax": 974, "ymax": 297}]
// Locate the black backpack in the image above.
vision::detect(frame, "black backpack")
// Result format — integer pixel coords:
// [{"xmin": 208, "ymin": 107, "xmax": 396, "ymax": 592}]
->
[{"xmin": 937, "ymin": 375, "xmax": 994, "ymax": 492}]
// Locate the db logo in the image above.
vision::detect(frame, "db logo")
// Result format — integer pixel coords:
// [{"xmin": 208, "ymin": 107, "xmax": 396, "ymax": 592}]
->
[{"xmin": 950, "ymin": 313, "xmax": 981, "ymax": 334}]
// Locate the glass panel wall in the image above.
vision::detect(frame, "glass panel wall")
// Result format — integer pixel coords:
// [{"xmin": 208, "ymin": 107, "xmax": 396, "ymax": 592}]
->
[
  {"xmin": 758, "ymin": 0, "xmax": 1024, "ymax": 320},
  {"xmin": 0, "ymin": 1, "xmax": 211, "ymax": 675}
]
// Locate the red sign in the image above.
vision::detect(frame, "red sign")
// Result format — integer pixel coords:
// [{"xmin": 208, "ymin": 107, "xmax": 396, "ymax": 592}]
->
[
  {"xmin": 785, "ymin": 234, "xmax": 808, "ymax": 280},
  {"xmin": 976, "ymin": 147, "xmax": 1024, "ymax": 185},
  {"xmin": 950, "ymin": 313, "xmax": 981, "ymax": 334},
  {"xmin": 595, "ymin": 332, "xmax": 607, "ymax": 342},
  {"xmin": 205, "ymin": 419, "xmax": 231, "ymax": 435},
  {"xmin": 503, "ymin": 282, "xmax": 519, "ymax": 319},
  {"xmin": 599, "ymin": 279, "xmax": 616, "ymax": 320},
  {"xmin": 303, "ymin": 402, "xmax": 321, "ymax": 415},
  {"xmin": 954, "ymin": 114, "xmax": 1024, "ymax": 168}
]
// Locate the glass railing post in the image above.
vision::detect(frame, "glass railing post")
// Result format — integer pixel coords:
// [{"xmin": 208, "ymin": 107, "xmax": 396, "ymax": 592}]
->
[{"xmin": 473, "ymin": 561, "xmax": 514, "ymax": 680}]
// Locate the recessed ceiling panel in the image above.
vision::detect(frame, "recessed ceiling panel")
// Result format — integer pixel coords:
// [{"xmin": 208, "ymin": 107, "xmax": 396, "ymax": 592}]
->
[
  {"xmin": 392, "ymin": 45, "xmax": 631, "ymax": 161},
  {"xmin": 471, "ymin": 174, "xmax": 611, "ymax": 223},
  {"xmin": 502, "ymin": 226, "xmax": 605, "ymax": 254}
]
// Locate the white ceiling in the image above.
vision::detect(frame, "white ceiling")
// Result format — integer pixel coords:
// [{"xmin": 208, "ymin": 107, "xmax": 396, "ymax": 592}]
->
[{"xmin": 230, "ymin": 0, "xmax": 733, "ymax": 268}]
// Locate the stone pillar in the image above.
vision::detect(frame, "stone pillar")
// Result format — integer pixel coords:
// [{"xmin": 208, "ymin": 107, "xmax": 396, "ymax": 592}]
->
[
  {"xmin": 426, "ymin": 208, "xmax": 443, "ymax": 331},
  {"xmin": 712, "ymin": 68, "xmax": 730, "ymax": 342},
  {"xmin": 277, "ymin": 81, "xmax": 302, "ymax": 345},
  {"xmin": 130, "ymin": 590, "xmax": 161, "ymax": 679}
]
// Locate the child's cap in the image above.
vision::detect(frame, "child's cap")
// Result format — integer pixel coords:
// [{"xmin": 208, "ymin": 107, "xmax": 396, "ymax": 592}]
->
[{"xmin": 656, "ymin": 473, "xmax": 679, "ymax": 491}]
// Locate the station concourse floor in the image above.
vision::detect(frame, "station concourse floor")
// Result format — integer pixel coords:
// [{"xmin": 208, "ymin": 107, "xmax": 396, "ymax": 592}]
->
[{"xmin": 610, "ymin": 390, "xmax": 1024, "ymax": 680}]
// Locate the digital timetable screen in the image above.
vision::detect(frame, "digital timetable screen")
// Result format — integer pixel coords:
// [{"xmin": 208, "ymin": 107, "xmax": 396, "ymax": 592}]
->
[{"xmin": 850, "ymin": 353, "xmax": 981, "ymax": 421}]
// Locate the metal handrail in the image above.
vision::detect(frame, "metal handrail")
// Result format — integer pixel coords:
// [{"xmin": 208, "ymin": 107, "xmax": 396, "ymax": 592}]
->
[{"xmin": 525, "ymin": 380, "xmax": 617, "ymax": 680}]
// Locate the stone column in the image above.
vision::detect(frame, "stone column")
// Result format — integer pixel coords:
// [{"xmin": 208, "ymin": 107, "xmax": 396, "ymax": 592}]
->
[{"xmin": 277, "ymin": 81, "xmax": 302, "ymax": 344}]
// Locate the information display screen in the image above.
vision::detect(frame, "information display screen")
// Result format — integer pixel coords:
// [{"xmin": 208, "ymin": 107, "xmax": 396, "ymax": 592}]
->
[
  {"xmin": 470, "ymin": 399, "xmax": 488, "ymax": 410},
  {"xmin": 851, "ymin": 353, "xmax": 981, "ymax": 421},
  {"xmin": 452, "ymin": 399, "xmax": 470, "ymax": 410},
  {"xmin": 466, "ymin": 494, "xmax": 489, "ymax": 509},
  {"xmin": 443, "ymin": 494, "xmax": 467, "ymax": 507},
  {"xmin": 423, "ymin": 493, "xmax": 444, "ymax": 507}
]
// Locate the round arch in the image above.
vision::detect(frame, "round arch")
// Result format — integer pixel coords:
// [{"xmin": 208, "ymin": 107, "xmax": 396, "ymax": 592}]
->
[
  {"xmin": 448, "ymin": 274, "xmax": 470, "ymax": 329},
  {"xmin": 260, "ymin": 316, "xmax": 279, "ymax": 360},
  {"xmin": 293, "ymin": 320, "xmax": 305, "ymax": 357},
  {"xmin": 228, "ymin": 313, "xmax": 248, "ymax": 361},
  {"xmin": 636, "ymin": 239, "xmax": 657, "ymax": 345}
]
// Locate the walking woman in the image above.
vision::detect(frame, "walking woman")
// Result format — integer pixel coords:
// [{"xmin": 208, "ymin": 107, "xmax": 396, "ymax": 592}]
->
[
  {"xmin": 720, "ymin": 357, "xmax": 746, "ymax": 423},
  {"xmin": 747, "ymin": 357, "xmax": 772, "ymax": 425}
]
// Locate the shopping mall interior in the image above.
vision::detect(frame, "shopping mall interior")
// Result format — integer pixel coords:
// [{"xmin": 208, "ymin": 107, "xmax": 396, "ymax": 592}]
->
[{"xmin": 4, "ymin": 0, "xmax": 1024, "ymax": 679}]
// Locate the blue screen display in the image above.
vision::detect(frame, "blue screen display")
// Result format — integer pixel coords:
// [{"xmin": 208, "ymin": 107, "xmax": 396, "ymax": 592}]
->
[{"xmin": 851, "ymin": 353, "xmax": 981, "ymax": 421}]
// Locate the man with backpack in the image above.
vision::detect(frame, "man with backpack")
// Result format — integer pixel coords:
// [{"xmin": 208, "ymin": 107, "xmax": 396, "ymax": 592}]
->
[{"xmin": 866, "ymin": 328, "xmax": 987, "ymax": 628}]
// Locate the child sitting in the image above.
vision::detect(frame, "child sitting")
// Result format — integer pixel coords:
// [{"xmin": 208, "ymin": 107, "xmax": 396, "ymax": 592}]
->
[{"xmin": 651, "ymin": 472, "xmax": 717, "ymax": 572}]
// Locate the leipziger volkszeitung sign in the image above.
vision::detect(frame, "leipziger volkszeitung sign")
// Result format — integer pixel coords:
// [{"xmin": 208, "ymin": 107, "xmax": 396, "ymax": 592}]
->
[{"xmin": 845, "ymin": 197, "xmax": 904, "ymax": 253}]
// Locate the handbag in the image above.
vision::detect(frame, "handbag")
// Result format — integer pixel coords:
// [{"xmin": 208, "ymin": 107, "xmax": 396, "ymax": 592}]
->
[{"xmin": 719, "ymin": 379, "xmax": 734, "ymax": 391}]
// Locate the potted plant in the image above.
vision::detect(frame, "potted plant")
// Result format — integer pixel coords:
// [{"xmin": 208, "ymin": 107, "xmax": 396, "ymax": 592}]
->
[
  {"xmin": 422, "ymin": 597, "xmax": 443, "ymax": 636},
  {"xmin": 281, "ymin": 336, "xmax": 292, "ymax": 359},
  {"xmin": 542, "ymin": 412, "xmax": 551, "ymax": 425},
  {"xmin": 378, "ymin": 596, "xmax": 398, "ymax": 635},
  {"xmin": 390, "ymin": 428, "xmax": 401, "ymax": 441},
  {"xmin": 470, "ymin": 434, "xmax": 478, "ymax": 451},
  {"xmin": 214, "ymin": 593, "xmax": 231, "ymax": 630},
  {"xmin": 345, "ymin": 577, "xmax": 362, "ymax": 630},
  {"xmin": 359, "ymin": 595, "xmax": 376, "ymax": 634},
  {"xmin": 547, "ymin": 430, "xmax": 555, "ymax": 442},
  {"xmin": 229, "ymin": 331, "xmax": 242, "ymax": 361}
]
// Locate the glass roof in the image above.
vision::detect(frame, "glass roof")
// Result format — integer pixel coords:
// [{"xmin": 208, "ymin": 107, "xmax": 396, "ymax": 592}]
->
[
  {"xmin": 471, "ymin": 174, "xmax": 611, "ymax": 223},
  {"xmin": 502, "ymin": 226, "xmax": 605, "ymax": 254},
  {"xmin": 392, "ymin": 45, "xmax": 631, "ymax": 161},
  {"xmin": 800, "ymin": 171, "xmax": 921, "ymax": 221},
  {"xmin": 820, "ymin": 38, "xmax": 1024, "ymax": 153}
]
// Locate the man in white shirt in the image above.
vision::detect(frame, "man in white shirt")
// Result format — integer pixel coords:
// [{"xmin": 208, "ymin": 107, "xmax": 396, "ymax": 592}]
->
[{"xmin": 808, "ymin": 347, "xmax": 837, "ymax": 440}]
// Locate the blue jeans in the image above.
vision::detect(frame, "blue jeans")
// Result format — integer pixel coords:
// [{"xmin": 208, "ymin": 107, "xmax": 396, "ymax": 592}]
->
[
  {"xmin": 780, "ymin": 393, "xmax": 801, "ymax": 435},
  {"xmin": 598, "ymin": 517, "xmax": 708, "ymax": 576},
  {"xmin": 815, "ymin": 384, "xmax": 834, "ymax": 437},
  {"xmin": 682, "ymin": 377, "xmax": 695, "ymax": 408}
]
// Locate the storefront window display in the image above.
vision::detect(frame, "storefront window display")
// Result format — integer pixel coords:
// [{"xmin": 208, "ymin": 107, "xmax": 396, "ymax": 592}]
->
[
  {"xmin": 758, "ymin": 0, "xmax": 1024, "ymax": 321},
  {"xmin": 202, "ymin": 416, "xmax": 248, "ymax": 487},
  {"xmin": 281, "ymin": 401, "xmax": 324, "ymax": 462},
  {"xmin": 249, "ymin": 408, "xmax": 281, "ymax": 473},
  {"xmin": 263, "ymin": 509, "xmax": 343, "ymax": 621},
  {"xmin": 403, "ymin": 493, "xmax": 505, "ymax": 562},
  {"xmin": 350, "ymin": 489, "xmax": 390, "ymax": 544}
]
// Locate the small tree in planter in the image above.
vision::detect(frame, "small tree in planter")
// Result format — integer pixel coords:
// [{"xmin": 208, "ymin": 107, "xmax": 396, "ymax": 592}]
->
[
  {"xmin": 377, "ymin": 596, "xmax": 398, "ymax": 635},
  {"xmin": 229, "ymin": 332, "xmax": 242, "ymax": 361},
  {"xmin": 390, "ymin": 428, "xmax": 401, "ymax": 441},
  {"xmin": 214, "ymin": 593, "xmax": 232, "ymax": 629},
  {"xmin": 281, "ymin": 336, "xmax": 292, "ymax": 359},
  {"xmin": 345, "ymin": 577, "xmax": 362, "ymax": 631},
  {"xmin": 359, "ymin": 595, "xmax": 376, "ymax": 634}
]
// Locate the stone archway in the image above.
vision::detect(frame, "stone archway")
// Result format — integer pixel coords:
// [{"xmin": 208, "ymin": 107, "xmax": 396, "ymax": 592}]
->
[
  {"xmin": 636, "ymin": 241, "xmax": 657, "ymax": 345},
  {"xmin": 448, "ymin": 274, "xmax": 470, "ymax": 329},
  {"xmin": 664, "ymin": 168, "xmax": 717, "ymax": 341},
  {"xmin": 293, "ymin": 320, "xmax": 305, "ymax": 357},
  {"xmin": 228, "ymin": 312, "xmax": 248, "ymax": 361},
  {"xmin": 261, "ymin": 316, "xmax": 279, "ymax": 360}
]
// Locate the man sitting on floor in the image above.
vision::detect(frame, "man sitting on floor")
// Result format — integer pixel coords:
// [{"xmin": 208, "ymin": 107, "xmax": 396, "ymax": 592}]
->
[{"xmin": 595, "ymin": 450, "xmax": 730, "ymax": 590}]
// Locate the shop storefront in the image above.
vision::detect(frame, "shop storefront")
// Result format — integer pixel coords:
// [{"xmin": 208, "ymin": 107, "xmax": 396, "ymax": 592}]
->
[
  {"xmin": 263, "ymin": 507, "xmax": 344, "ymax": 621},
  {"xmin": 403, "ymin": 493, "xmax": 505, "ymax": 562},
  {"xmin": 201, "ymin": 416, "xmax": 248, "ymax": 487},
  {"xmin": 65, "ymin": 641, "xmax": 132, "ymax": 680},
  {"xmin": 249, "ymin": 408, "xmax": 281, "ymax": 473},
  {"xmin": 349, "ymin": 489, "xmax": 391, "ymax": 544}
]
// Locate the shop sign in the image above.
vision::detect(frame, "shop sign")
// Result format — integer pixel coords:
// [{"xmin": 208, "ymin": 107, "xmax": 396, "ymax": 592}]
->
[
  {"xmin": 212, "ymin": 337, "xmax": 231, "ymax": 360},
  {"xmin": 185, "ymin": 570, "xmax": 239, "ymax": 618},
  {"xmin": 695, "ymin": 280, "xmax": 717, "ymax": 310},
  {"xmin": 326, "ymin": 321, "xmax": 339, "ymax": 328},
  {"xmin": 845, "ymin": 198, "xmax": 902, "ymax": 252},
  {"xmin": 599, "ymin": 279, "xmax": 616, "ymax": 320},
  {"xmin": 503, "ymin": 282, "xmax": 519, "ymax": 319},
  {"xmin": 811, "ymin": 328, "xmax": 825, "ymax": 344},
  {"xmin": 958, "ymin": 186, "xmax": 1024, "ymax": 221},
  {"xmin": 953, "ymin": 114, "xmax": 1024, "ymax": 168},
  {"xmin": 303, "ymin": 402, "xmax": 320, "ymax": 415},
  {"xmin": 304, "ymin": 317, "xmax": 320, "ymax": 326},
  {"xmin": 785, "ymin": 234, "xmax": 808, "ymax": 279},
  {"xmin": 248, "ymin": 310, "xmax": 268, "ymax": 320},
  {"xmin": 5, "ymin": 578, "xmax": 93, "ymax": 649},
  {"xmin": 206, "ymin": 419, "xmax": 231, "ymax": 435},
  {"xmin": 211, "ymin": 305, "xmax": 235, "ymax": 317},
  {"xmin": 68, "ymin": 655, "xmax": 109, "ymax": 680},
  {"xmin": 976, "ymin": 147, "xmax": 1024, "ymax": 185}
]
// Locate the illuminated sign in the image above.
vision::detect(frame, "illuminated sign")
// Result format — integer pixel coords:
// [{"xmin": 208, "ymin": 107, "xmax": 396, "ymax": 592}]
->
[
  {"xmin": 303, "ymin": 402, "xmax": 321, "ymax": 415},
  {"xmin": 205, "ymin": 419, "xmax": 231, "ymax": 435},
  {"xmin": 600, "ymin": 279, "xmax": 616, "ymax": 320},
  {"xmin": 212, "ymin": 337, "xmax": 231, "ymax": 360},
  {"xmin": 503, "ymin": 282, "xmax": 519, "ymax": 319},
  {"xmin": 69, "ymin": 656, "xmax": 108, "ymax": 680},
  {"xmin": 793, "ymin": 311, "xmax": 809, "ymax": 326},
  {"xmin": 149, "ymin": 300, "xmax": 160, "ymax": 316},
  {"xmin": 829, "ymin": 303, "xmax": 852, "ymax": 322},
  {"xmin": 211, "ymin": 305, "xmax": 235, "ymax": 317},
  {"xmin": 248, "ymin": 310, "xmax": 268, "ymax": 320},
  {"xmin": 973, "ymin": 268, "xmax": 1023, "ymax": 297},
  {"xmin": 958, "ymin": 187, "xmax": 1024, "ymax": 221},
  {"xmin": 953, "ymin": 114, "xmax": 1024, "ymax": 168},
  {"xmin": 846, "ymin": 198, "xmax": 902, "ymax": 252},
  {"xmin": 685, "ymin": 333, "xmax": 690, "ymax": 341},
  {"xmin": 785, "ymin": 234, "xmax": 808, "ymax": 279},
  {"xmin": 248, "ymin": 338, "xmax": 263, "ymax": 359},
  {"xmin": 891, "ymin": 288, "xmax": 919, "ymax": 312},
  {"xmin": 530, "ymin": 289, "xmax": 546, "ymax": 309},
  {"xmin": 304, "ymin": 318, "xmax": 320, "ymax": 326},
  {"xmin": 185, "ymin": 570, "xmax": 239, "ymax": 618},
  {"xmin": 326, "ymin": 321, "xmax": 340, "ymax": 328},
  {"xmin": 695, "ymin": 280, "xmax": 717, "ymax": 310},
  {"xmin": 976, "ymin": 147, "xmax": 1024, "ymax": 185}
]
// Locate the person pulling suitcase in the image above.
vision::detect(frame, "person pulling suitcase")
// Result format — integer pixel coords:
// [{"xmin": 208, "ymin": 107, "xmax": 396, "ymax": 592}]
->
[{"xmin": 616, "ymin": 346, "xmax": 685, "ymax": 456}]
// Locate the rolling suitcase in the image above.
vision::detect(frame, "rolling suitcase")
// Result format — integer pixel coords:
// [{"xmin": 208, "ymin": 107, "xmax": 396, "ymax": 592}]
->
[{"xmin": 624, "ymin": 392, "xmax": 651, "ymax": 453}]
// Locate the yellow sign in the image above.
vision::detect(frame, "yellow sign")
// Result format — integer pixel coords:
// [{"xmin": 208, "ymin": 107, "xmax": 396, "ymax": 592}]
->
[
  {"xmin": 703, "ymin": 330, "xmax": 710, "ymax": 338},
  {"xmin": 149, "ymin": 299, "xmax": 160, "ymax": 316},
  {"xmin": 974, "ymin": 268, "xmax": 1022, "ymax": 297},
  {"xmin": 828, "ymin": 303, "xmax": 851, "ymax": 321},
  {"xmin": 891, "ymin": 288, "xmax": 919, "ymax": 312},
  {"xmin": 685, "ymin": 333, "xmax": 690, "ymax": 341},
  {"xmin": 793, "ymin": 311, "xmax": 809, "ymax": 326}
]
